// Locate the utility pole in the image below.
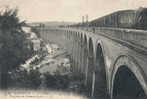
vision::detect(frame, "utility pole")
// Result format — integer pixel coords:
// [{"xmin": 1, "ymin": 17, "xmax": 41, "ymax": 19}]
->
[
  {"xmin": 86, "ymin": 14, "xmax": 89, "ymax": 31},
  {"xmin": 86, "ymin": 14, "xmax": 88, "ymax": 23},
  {"xmin": 82, "ymin": 16, "xmax": 85, "ymax": 27}
]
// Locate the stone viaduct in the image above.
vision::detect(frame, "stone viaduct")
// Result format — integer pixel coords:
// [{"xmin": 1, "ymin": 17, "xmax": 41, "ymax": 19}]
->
[{"xmin": 39, "ymin": 26, "xmax": 147, "ymax": 99}]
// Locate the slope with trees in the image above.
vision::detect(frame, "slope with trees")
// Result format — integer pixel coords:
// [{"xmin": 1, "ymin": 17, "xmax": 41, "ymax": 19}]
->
[{"xmin": 0, "ymin": 8, "xmax": 34, "ymax": 89}]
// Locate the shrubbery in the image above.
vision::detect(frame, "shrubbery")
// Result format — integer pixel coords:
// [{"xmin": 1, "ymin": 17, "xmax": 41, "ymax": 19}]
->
[
  {"xmin": 43, "ymin": 72, "xmax": 89, "ymax": 95},
  {"xmin": 8, "ymin": 68, "xmax": 42, "ymax": 89},
  {"xmin": 68, "ymin": 73, "xmax": 85, "ymax": 81},
  {"xmin": 27, "ymin": 69, "xmax": 42, "ymax": 88},
  {"xmin": 44, "ymin": 72, "xmax": 69, "ymax": 90}
]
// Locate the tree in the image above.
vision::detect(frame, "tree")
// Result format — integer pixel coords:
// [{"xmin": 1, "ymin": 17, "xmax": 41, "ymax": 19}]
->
[{"xmin": 0, "ymin": 8, "xmax": 34, "ymax": 89}]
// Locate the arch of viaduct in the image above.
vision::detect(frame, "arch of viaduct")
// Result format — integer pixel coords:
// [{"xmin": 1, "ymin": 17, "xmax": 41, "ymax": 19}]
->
[{"xmin": 40, "ymin": 27, "xmax": 147, "ymax": 99}]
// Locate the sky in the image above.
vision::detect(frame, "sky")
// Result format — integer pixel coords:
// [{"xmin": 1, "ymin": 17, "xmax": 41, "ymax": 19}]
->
[{"xmin": 0, "ymin": 0, "xmax": 147, "ymax": 22}]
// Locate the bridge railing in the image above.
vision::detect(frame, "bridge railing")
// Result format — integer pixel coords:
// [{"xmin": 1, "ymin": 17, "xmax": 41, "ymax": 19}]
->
[
  {"xmin": 64, "ymin": 26, "xmax": 147, "ymax": 50},
  {"xmin": 94, "ymin": 27, "xmax": 147, "ymax": 49},
  {"xmin": 53, "ymin": 26, "xmax": 147, "ymax": 51}
]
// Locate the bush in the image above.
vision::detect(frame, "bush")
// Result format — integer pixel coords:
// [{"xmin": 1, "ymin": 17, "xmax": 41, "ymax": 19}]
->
[
  {"xmin": 54, "ymin": 74, "xmax": 69, "ymax": 89},
  {"xmin": 44, "ymin": 72, "xmax": 70, "ymax": 90},
  {"xmin": 44, "ymin": 73, "xmax": 57, "ymax": 89},
  {"xmin": 9, "ymin": 68, "xmax": 42, "ymax": 89},
  {"xmin": 27, "ymin": 69, "xmax": 42, "ymax": 88},
  {"xmin": 69, "ymin": 73, "xmax": 84, "ymax": 81}
]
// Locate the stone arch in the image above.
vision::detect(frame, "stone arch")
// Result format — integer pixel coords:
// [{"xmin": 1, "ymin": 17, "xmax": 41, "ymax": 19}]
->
[
  {"xmin": 68, "ymin": 31, "xmax": 71, "ymax": 40},
  {"xmin": 68, "ymin": 31, "xmax": 71, "ymax": 39},
  {"xmin": 83, "ymin": 34, "xmax": 88, "ymax": 84},
  {"xmin": 72, "ymin": 31, "xmax": 74, "ymax": 40},
  {"xmin": 79, "ymin": 33, "xmax": 84, "ymax": 73},
  {"xmin": 91, "ymin": 42, "xmax": 109, "ymax": 98},
  {"xmin": 73, "ymin": 31, "xmax": 80, "ymax": 72},
  {"xmin": 111, "ymin": 55, "xmax": 147, "ymax": 99},
  {"xmin": 73, "ymin": 31, "xmax": 76, "ymax": 41},
  {"xmin": 75, "ymin": 32, "xmax": 78, "ymax": 40},
  {"xmin": 76, "ymin": 32, "xmax": 81, "ymax": 72},
  {"xmin": 86, "ymin": 37, "xmax": 95, "ymax": 96},
  {"xmin": 71, "ymin": 31, "xmax": 77, "ymax": 72},
  {"xmin": 70, "ymin": 31, "xmax": 72, "ymax": 40},
  {"xmin": 65, "ymin": 30, "xmax": 68, "ymax": 39},
  {"xmin": 68, "ymin": 31, "xmax": 74, "ymax": 67},
  {"xmin": 88, "ymin": 38, "xmax": 94, "ymax": 71},
  {"xmin": 80, "ymin": 33, "xmax": 83, "ymax": 43}
]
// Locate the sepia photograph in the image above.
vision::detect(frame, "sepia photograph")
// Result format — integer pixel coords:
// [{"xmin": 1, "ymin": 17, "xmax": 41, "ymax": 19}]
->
[{"xmin": 0, "ymin": 0, "xmax": 147, "ymax": 99}]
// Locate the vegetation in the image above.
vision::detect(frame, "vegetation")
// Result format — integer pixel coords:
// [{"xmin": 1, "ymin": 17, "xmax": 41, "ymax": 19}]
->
[
  {"xmin": 8, "ymin": 68, "xmax": 42, "ymax": 89},
  {"xmin": 0, "ymin": 8, "xmax": 34, "ymax": 89},
  {"xmin": 43, "ymin": 72, "xmax": 89, "ymax": 96},
  {"xmin": 44, "ymin": 72, "xmax": 69, "ymax": 89}
]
